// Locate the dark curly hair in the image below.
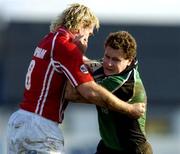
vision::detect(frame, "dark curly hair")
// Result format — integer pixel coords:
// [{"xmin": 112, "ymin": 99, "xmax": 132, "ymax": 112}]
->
[{"xmin": 104, "ymin": 31, "xmax": 137, "ymax": 60}]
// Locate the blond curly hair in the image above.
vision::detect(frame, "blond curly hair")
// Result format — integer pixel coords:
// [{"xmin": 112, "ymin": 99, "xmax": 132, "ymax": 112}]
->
[{"xmin": 50, "ymin": 3, "xmax": 100, "ymax": 33}]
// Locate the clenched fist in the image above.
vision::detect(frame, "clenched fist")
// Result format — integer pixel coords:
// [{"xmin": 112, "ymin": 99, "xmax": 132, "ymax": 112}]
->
[{"xmin": 128, "ymin": 103, "xmax": 146, "ymax": 119}]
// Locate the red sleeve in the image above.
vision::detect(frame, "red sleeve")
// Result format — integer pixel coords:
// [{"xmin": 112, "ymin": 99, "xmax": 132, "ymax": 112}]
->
[{"xmin": 54, "ymin": 36, "xmax": 94, "ymax": 87}]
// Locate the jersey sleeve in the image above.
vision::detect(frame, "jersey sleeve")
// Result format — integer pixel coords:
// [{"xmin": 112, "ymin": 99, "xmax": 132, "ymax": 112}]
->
[
  {"xmin": 129, "ymin": 71, "xmax": 147, "ymax": 103},
  {"xmin": 54, "ymin": 37, "xmax": 94, "ymax": 87}
]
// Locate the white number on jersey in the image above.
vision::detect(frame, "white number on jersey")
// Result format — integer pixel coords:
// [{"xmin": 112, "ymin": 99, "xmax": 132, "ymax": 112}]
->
[{"xmin": 25, "ymin": 60, "xmax": 35, "ymax": 90}]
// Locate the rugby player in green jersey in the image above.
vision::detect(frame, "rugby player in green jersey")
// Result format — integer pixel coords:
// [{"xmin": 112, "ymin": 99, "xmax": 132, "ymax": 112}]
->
[
  {"xmin": 93, "ymin": 31, "xmax": 153, "ymax": 154},
  {"xmin": 65, "ymin": 31, "xmax": 152, "ymax": 154}
]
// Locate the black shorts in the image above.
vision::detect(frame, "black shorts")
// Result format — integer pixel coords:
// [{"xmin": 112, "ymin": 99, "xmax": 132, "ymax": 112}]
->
[{"xmin": 95, "ymin": 140, "xmax": 153, "ymax": 154}]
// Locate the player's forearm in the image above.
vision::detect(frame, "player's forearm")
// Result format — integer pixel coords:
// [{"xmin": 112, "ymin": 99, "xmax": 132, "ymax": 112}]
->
[
  {"xmin": 93, "ymin": 84, "xmax": 132, "ymax": 114},
  {"xmin": 87, "ymin": 85, "xmax": 145, "ymax": 118},
  {"xmin": 67, "ymin": 81, "xmax": 145, "ymax": 118},
  {"xmin": 96, "ymin": 85, "xmax": 146, "ymax": 118},
  {"xmin": 77, "ymin": 81, "xmax": 132, "ymax": 114}
]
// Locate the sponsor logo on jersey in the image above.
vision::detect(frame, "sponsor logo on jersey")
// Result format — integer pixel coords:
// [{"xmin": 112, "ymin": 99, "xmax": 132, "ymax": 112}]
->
[
  {"xmin": 33, "ymin": 47, "xmax": 47, "ymax": 59},
  {"xmin": 80, "ymin": 64, "xmax": 89, "ymax": 74}
]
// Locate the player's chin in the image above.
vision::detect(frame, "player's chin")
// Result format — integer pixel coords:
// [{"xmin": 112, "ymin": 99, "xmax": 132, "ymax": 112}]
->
[{"xmin": 104, "ymin": 69, "xmax": 113, "ymax": 76}]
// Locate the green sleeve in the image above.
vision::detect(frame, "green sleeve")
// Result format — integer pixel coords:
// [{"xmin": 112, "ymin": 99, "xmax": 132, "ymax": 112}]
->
[{"xmin": 129, "ymin": 71, "xmax": 147, "ymax": 103}]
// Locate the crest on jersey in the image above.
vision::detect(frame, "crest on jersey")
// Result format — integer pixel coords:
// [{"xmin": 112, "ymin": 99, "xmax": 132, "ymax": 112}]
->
[{"xmin": 80, "ymin": 64, "xmax": 89, "ymax": 74}]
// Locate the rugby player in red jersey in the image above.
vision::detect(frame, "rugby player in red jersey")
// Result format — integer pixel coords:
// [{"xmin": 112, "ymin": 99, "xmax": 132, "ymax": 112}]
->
[{"xmin": 7, "ymin": 3, "xmax": 145, "ymax": 154}]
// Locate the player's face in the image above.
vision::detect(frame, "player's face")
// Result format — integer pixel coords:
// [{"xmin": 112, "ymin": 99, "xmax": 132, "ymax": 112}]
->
[
  {"xmin": 74, "ymin": 25, "xmax": 94, "ymax": 53},
  {"xmin": 103, "ymin": 46, "xmax": 132, "ymax": 76}
]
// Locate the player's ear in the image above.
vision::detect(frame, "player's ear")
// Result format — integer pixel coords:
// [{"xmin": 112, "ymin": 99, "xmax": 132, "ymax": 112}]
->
[{"xmin": 127, "ymin": 59, "xmax": 133, "ymax": 66}]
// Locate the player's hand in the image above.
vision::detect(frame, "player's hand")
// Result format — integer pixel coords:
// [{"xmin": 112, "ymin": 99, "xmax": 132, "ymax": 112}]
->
[
  {"xmin": 128, "ymin": 103, "xmax": 146, "ymax": 119},
  {"xmin": 85, "ymin": 60, "xmax": 102, "ymax": 73}
]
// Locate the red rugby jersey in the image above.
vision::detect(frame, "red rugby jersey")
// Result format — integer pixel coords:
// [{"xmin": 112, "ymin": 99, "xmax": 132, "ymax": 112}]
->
[{"xmin": 20, "ymin": 28, "xmax": 94, "ymax": 123}]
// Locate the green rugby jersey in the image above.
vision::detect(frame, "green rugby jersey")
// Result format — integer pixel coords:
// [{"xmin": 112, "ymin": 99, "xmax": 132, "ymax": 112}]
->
[{"xmin": 93, "ymin": 61, "xmax": 147, "ymax": 152}]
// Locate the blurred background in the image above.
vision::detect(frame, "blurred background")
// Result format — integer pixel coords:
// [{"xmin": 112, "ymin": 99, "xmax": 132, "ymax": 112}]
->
[{"xmin": 0, "ymin": 0, "xmax": 180, "ymax": 153}]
